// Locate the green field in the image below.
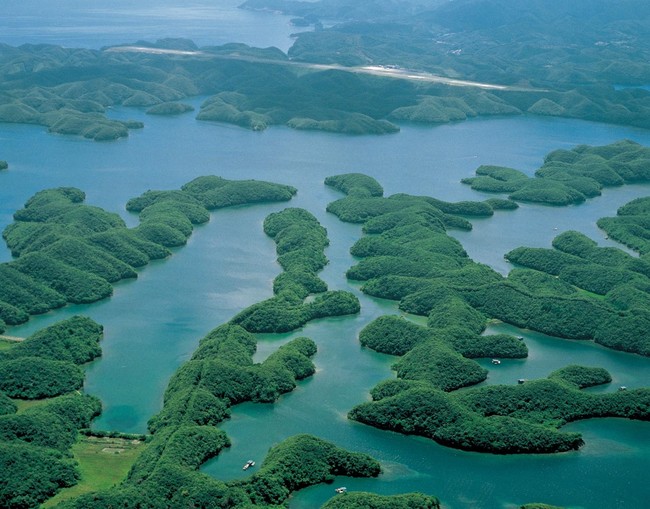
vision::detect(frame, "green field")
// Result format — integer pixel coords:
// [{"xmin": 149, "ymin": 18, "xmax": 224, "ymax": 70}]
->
[
  {"xmin": 0, "ymin": 339, "xmax": 14, "ymax": 351},
  {"xmin": 42, "ymin": 436, "xmax": 146, "ymax": 507}
]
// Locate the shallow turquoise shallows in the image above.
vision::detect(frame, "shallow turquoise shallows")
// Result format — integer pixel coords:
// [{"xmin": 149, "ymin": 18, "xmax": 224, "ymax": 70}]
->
[{"xmin": 1, "ymin": 3, "xmax": 650, "ymax": 508}]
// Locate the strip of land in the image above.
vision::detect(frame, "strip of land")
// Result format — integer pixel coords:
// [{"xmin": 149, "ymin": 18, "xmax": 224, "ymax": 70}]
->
[
  {"xmin": 0, "ymin": 335, "xmax": 24, "ymax": 342},
  {"xmin": 103, "ymin": 45, "xmax": 544, "ymax": 92}
]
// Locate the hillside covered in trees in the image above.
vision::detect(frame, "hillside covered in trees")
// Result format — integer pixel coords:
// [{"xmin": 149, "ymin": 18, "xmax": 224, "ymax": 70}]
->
[
  {"xmin": 1, "ymin": 2, "xmax": 649, "ymax": 506},
  {"xmin": 3, "ymin": 0, "xmax": 650, "ymax": 138}
]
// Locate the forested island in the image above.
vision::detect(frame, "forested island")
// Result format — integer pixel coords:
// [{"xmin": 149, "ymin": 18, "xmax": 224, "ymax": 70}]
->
[
  {"xmin": 0, "ymin": 200, "xmax": 395, "ymax": 508},
  {"xmin": 0, "ymin": 177, "xmax": 296, "ymax": 332},
  {"xmin": 2, "ymin": 0, "xmax": 650, "ymax": 137},
  {"xmin": 327, "ymin": 143, "xmax": 650, "ymax": 357},
  {"xmin": 2, "ymin": 138, "xmax": 649, "ymax": 505},
  {"xmin": 2, "ymin": 1, "xmax": 650, "ymax": 508},
  {"xmin": 317, "ymin": 166, "xmax": 650, "ymax": 455}
]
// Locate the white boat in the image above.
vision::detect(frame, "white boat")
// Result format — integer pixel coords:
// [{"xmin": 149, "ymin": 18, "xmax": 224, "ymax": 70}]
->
[
  {"xmin": 335, "ymin": 487, "xmax": 347, "ymax": 494},
  {"xmin": 491, "ymin": 359, "xmax": 501, "ymax": 365},
  {"xmin": 243, "ymin": 460, "xmax": 255, "ymax": 470}
]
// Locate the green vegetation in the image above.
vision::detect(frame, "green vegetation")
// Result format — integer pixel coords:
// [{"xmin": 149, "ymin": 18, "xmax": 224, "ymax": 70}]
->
[
  {"xmin": 239, "ymin": 434, "xmax": 380, "ymax": 505},
  {"xmin": 1, "ymin": 316, "xmax": 102, "ymax": 364},
  {"xmin": 0, "ymin": 357, "xmax": 84, "ymax": 399},
  {"xmin": 55, "ymin": 321, "xmax": 379, "ymax": 509},
  {"xmin": 548, "ymin": 365, "xmax": 612, "ymax": 389},
  {"xmin": 463, "ymin": 140, "xmax": 650, "ymax": 206},
  {"xmin": 42, "ymin": 436, "xmax": 146, "ymax": 508},
  {"xmin": 321, "ymin": 169, "xmax": 650, "ymax": 455},
  {"xmin": 232, "ymin": 290, "xmax": 360, "ymax": 333},
  {"xmin": 0, "ymin": 317, "xmax": 128, "ymax": 508},
  {"xmin": 0, "ymin": 392, "xmax": 102, "ymax": 507},
  {"xmin": 501, "ymin": 227, "xmax": 650, "ymax": 355},
  {"xmin": 149, "ymin": 324, "xmax": 318, "ymax": 432},
  {"xmin": 42, "ymin": 203, "xmax": 384, "ymax": 508},
  {"xmin": 0, "ymin": 395, "xmax": 101, "ymax": 451},
  {"xmin": 245, "ymin": 0, "xmax": 650, "ymax": 131},
  {"xmin": 324, "ymin": 173, "xmax": 384, "ymax": 197},
  {"xmin": 0, "ymin": 441, "xmax": 79, "ymax": 508},
  {"xmin": 1, "ymin": 177, "xmax": 296, "ymax": 326},
  {"xmin": 598, "ymin": 196, "xmax": 650, "ymax": 256},
  {"xmin": 3, "ymin": 0, "xmax": 650, "ymax": 138},
  {"xmin": 359, "ymin": 315, "xmax": 527, "ymax": 361},
  {"xmin": 0, "ymin": 391, "xmax": 16, "ymax": 416},
  {"xmin": 463, "ymin": 281, "xmax": 608, "ymax": 339},
  {"xmin": 0, "ymin": 316, "xmax": 102, "ymax": 400},
  {"xmin": 195, "ymin": 70, "xmax": 405, "ymax": 134},
  {"xmin": 180, "ymin": 176, "xmax": 297, "ymax": 209},
  {"xmin": 232, "ymin": 208, "xmax": 359, "ymax": 333},
  {"xmin": 145, "ymin": 102, "xmax": 194, "ymax": 115},
  {"xmin": 393, "ymin": 338, "xmax": 489, "ymax": 391},
  {"xmin": 321, "ymin": 491, "xmax": 441, "ymax": 509},
  {"xmin": 325, "ymin": 175, "xmax": 496, "ymax": 227},
  {"xmin": 317, "ymin": 149, "xmax": 650, "ymax": 359},
  {"xmin": 286, "ymin": 113, "xmax": 399, "ymax": 134},
  {"xmin": 444, "ymin": 331, "xmax": 528, "ymax": 359},
  {"xmin": 12, "ymin": 252, "xmax": 114, "ymax": 304},
  {"xmin": 359, "ymin": 315, "xmax": 430, "ymax": 355},
  {"xmin": 389, "ymin": 93, "xmax": 519, "ymax": 123},
  {"xmin": 350, "ymin": 371, "xmax": 650, "ymax": 454},
  {"xmin": 58, "ymin": 432, "xmax": 380, "ymax": 509}
]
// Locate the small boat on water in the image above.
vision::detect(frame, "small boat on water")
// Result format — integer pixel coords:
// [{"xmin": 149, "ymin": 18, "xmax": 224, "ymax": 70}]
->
[
  {"xmin": 243, "ymin": 460, "xmax": 255, "ymax": 470},
  {"xmin": 491, "ymin": 359, "xmax": 501, "ymax": 365},
  {"xmin": 335, "ymin": 487, "xmax": 347, "ymax": 494},
  {"xmin": 518, "ymin": 378, "xmax": 528, "ymax": 384}
]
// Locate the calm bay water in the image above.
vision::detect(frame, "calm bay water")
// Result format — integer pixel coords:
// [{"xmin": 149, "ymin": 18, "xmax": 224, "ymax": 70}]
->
[
  {"xmin": 1, "ymin": 4, "xmax": 650, "ymax": 509},
  {"xmin": 0, "ymin": 0, "xmax": 300, "ymax": 51}
]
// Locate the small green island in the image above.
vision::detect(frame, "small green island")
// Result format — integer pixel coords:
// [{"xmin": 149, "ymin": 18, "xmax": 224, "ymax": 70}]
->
[
  {"xmin": 321, "ymin": 162, "xmax": 650, "ymax": 454},
  {"xmin": 462, "ymin": 140, "xmax": 650, "ymax": 205},
  {"xmin": 0, "ymin": 177, "xmax": 297, "ymax": 329},
  {"xmin": 231, "ymin": 207, "xmax": 360, "ymax": 332},
  {"xmin": 1, "ymin": 1, "xmax": 650, "ymax": 507},
  {"xmin": 0, "ymin": 197, "xmax": 386, "ymax": 508},
  {"xmin": 3, "ymin": 0, "xmax": 650, "ymax": 140}
]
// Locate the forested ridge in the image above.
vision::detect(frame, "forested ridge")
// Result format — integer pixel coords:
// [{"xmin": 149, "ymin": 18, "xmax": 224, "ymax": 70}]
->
[
  {"xmin": 0, "ymin": 177, "xmax": 296, "ymax": 332},
  {"xmin": 323, "ymin": 162, "xmax": 650, "ymax": 454},
  {"xmin": 1, "ymin": 0, "xmax": 650, "ymax": 502},
  {"xmin": 3, "ymin": 0, "xmax": 650, "ymax": 139},
  {"xmin": 0, "ymin": 135, "xmax": 647, "ymax": 507}
]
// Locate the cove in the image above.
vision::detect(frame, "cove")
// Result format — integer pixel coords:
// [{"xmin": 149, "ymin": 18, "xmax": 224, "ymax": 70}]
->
[{"xmin": 2, "ymin": 108, "xmax": 650, "ymax": 508}]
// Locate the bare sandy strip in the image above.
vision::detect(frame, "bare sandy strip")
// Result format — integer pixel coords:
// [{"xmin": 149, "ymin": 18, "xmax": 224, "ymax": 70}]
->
[{"xmin": 103, "ymin": 46, "xmax": 544, "ymax": 92}]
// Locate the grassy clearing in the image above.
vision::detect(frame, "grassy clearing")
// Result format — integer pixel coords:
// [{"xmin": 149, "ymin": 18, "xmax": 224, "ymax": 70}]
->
[
  {"xmin": 0, "ymin": 338, "xmax": 15, "ymax": 350},
  {"xmin": 42, "ymin": 436, "xmax": 146, "ymax": 507},
  {"xmin": 14, "ymin": 396, "xmax": 60, "ymax": 413}
]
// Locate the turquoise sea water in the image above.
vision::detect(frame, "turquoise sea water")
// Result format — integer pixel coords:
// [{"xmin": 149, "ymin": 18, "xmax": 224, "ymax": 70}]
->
[
  {"xmin": 3, "ymin": 106, "xmax": 650, "ymax": 509},
  {"xmin": 1, "ymin": 4, "xmax": 650, "ymax": 508}
]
